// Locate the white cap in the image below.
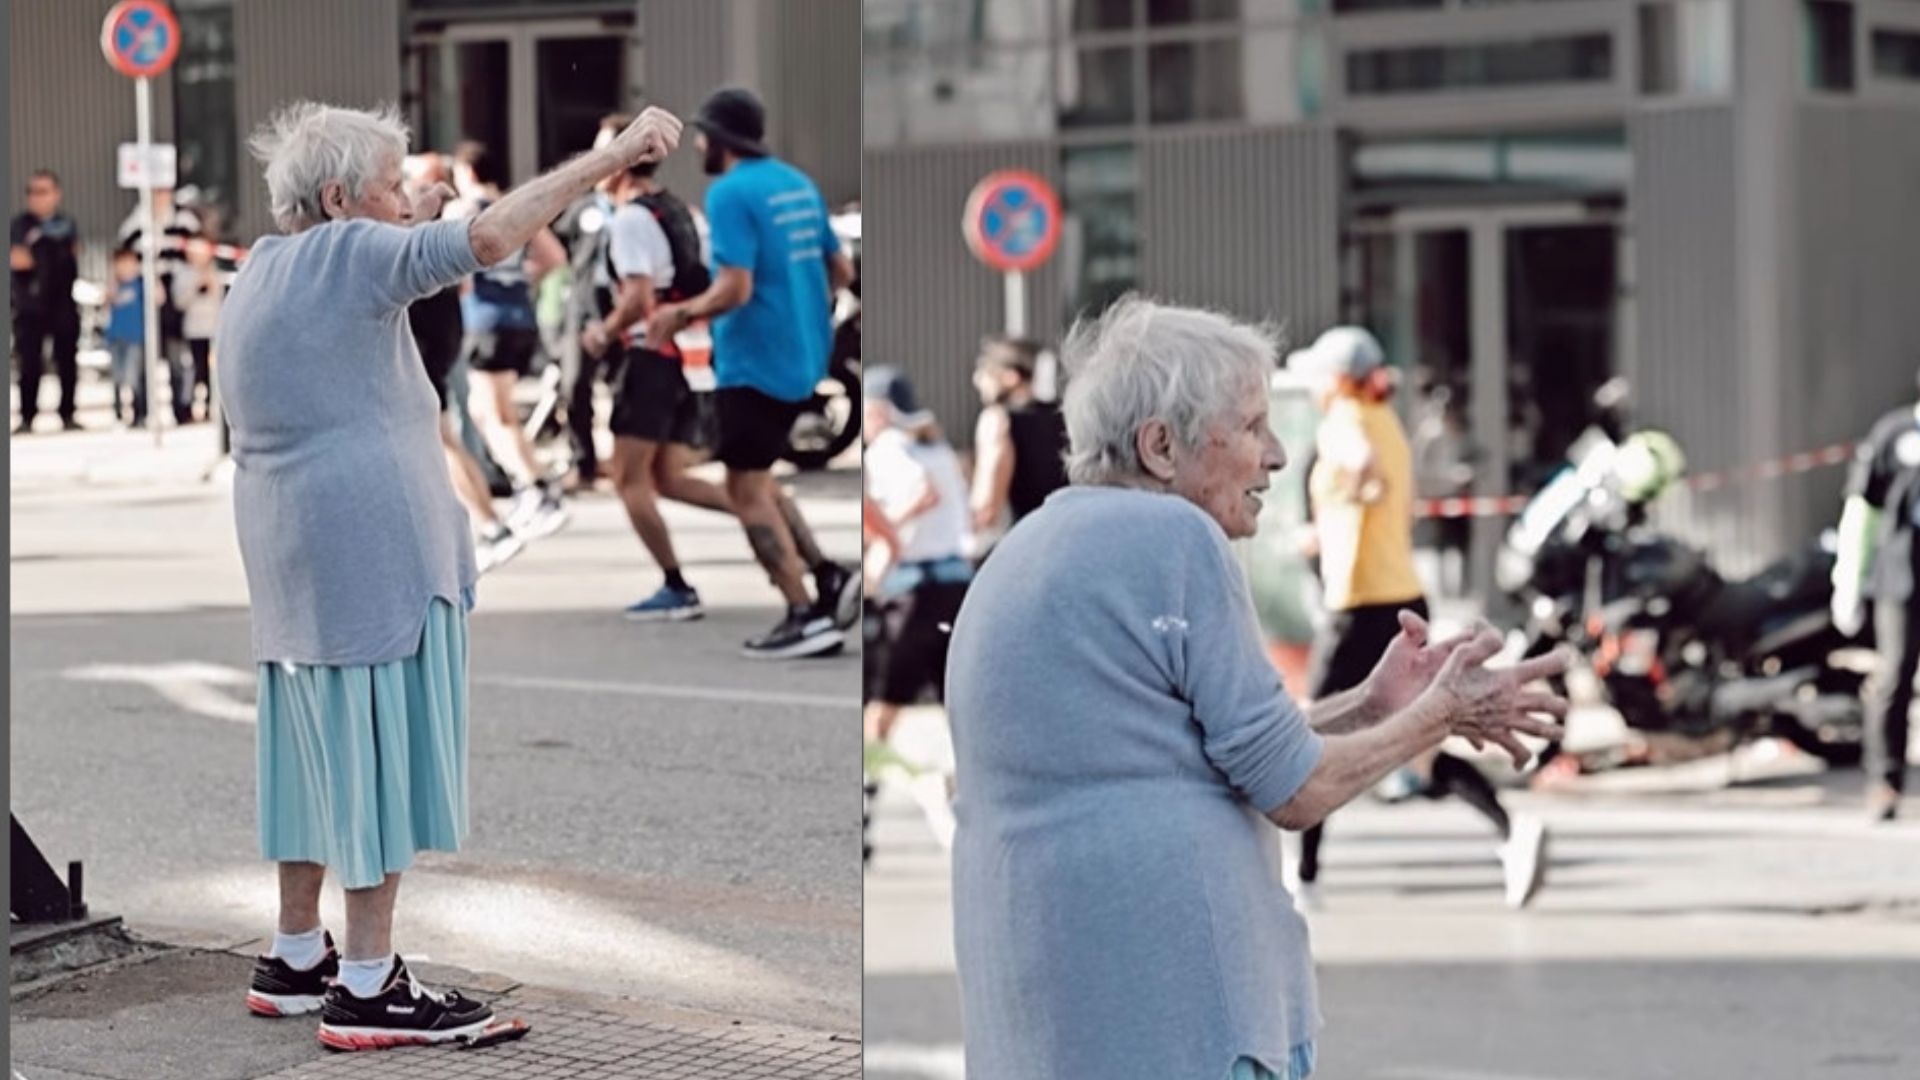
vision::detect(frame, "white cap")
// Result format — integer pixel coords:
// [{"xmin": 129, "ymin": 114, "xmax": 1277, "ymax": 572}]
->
[{"xmin": 1286, "ymin": 326, "xmax": 1385, "ymax": 381}]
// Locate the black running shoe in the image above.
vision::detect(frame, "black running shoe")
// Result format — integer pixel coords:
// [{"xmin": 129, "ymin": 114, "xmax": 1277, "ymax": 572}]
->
[
  {"xmin": 814, "ymin": 561, "xmax": 862, "ymax": 631},
  {"xmin": 316, "ymin": 955, "xmax": 495, "ymax": 1051},
  {"xmin": 744, "ymin": 610, "xmax": 844, "ymax": 659},
  {"xmin": 246, "ymin": 933, "xmax": 340, "ymax": 1017}
]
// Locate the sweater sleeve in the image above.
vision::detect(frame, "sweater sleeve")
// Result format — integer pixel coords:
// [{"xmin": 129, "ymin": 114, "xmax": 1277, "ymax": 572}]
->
[
  {"xmin": 355, "ymin": 219, "xmax": 485, "ymax": 310},
  {"xmin": 1175, "ymin": 515, "xmax": 1325, "ymax": 814}
]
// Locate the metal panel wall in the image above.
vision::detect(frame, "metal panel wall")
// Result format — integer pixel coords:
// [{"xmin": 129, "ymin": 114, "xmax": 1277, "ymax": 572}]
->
[
  {"xmin": 1628, "ymin": 106, "xmax": 1759, "ymax": 570},
  {"xmin": 232, "ymin": 0, "xmax": 403, "ymax": 241},
  {"xmin": 1787, "ymin": 102, "xmax": 1920, "ymax": 538},
  {"xmin": 640, "ymin": 0, "xmax": 731, "ymax": 205},
  {"xmin": 762, "ymin": 0, "xmax": 859, "ymax": 206},
  {"xmin": 864, "ymin": 143, "xmax": 1065, "ymax": 449},
  {"xmin": 1137, "ymin": 127, "xmax": 1341, "ymax": 346},
  {"xmin": 9, "ymin": 0, "xmax": 177, "ymax": 250}
]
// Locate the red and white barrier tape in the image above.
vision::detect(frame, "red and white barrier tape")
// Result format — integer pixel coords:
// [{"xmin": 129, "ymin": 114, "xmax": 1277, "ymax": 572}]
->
[{"xmin": 1414, "ymin": 442, "xmax": 1856, "ymax": 520}]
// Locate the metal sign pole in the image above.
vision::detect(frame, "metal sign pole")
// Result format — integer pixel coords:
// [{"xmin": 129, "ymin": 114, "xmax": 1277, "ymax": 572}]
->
[
  {"xmin": 1004, "ymin": 270, "xmax": 1027, "ymax": 339},
  {"xmin": 135, "ymin": 74, "xmax": 162, "ymax": 447}
]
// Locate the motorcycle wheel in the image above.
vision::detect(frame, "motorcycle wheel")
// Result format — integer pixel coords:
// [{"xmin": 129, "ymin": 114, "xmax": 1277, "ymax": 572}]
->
[{"xmin": 783, "ymin": 358, "xmax": 860, "ymax": 471}]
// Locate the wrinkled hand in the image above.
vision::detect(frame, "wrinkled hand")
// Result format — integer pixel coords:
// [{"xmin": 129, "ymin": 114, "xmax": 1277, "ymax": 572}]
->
[
  {"xmin": 644, "ymin": 303, "xmax": 691, "ymax": 350},
  {"xmin": 409, "ymin": 182, "xmax": 457, "ymax": 224},
  {"xmin": 1418, "ymin": 628, "xmax": 1572, "ymax": 768},
  {"xmin": 581, "ymin": 320, "xmax": 612, "ymax": 359},
  {"xmin": 1366, "ymin": 611, "xmax": 1484, "ymax": 716},
  {"xmin": 613, "ymin": 106, "xmax": 683, "ymax": 168}
]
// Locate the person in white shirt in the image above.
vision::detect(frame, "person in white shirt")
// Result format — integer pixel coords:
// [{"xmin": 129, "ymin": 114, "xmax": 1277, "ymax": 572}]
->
[
  {"xmin": 580, "ymin": 160, "xmax": 734, "ymax": 621},
  {"xmin": 180, "ymin": 235, "xmax": 224, "ymax": 422},
  {"xmin": 862, "ymin": 365, "xmax": 974, "ymax": 744}
]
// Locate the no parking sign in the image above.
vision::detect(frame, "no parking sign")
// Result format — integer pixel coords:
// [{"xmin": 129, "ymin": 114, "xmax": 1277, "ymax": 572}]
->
[
  {"xmin": 100, "ymin": 0, "xmax": 180, "ymax": 78},
  {"xmin": 963, "ymin": 170, "xmax": 1062, "ymax": 273},
  {"xmin": 963, "ymin": 171, "xmax": 1060, "ymax": 336}
]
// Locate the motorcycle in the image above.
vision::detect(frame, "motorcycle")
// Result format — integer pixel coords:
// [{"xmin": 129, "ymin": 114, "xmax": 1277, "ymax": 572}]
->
[
  {"xmin": 1501, "ymin": 428, "xmax": 1869, "ymax": 766},
  {"xmin": 782, "ymin": 208, "xmax": 862, "ymax": 471}
]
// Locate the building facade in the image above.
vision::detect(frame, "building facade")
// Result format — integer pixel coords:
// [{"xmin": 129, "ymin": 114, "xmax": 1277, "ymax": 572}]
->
[
  {"xmin": 10, "ymin": 0, "xmax": 859, "ymax": 250},
  {"xmin": 867, "ymin": 0, "xmax": 1920, "ymax": 575}
]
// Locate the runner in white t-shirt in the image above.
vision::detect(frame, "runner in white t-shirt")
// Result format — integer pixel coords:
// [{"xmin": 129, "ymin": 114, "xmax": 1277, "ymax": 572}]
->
[{"xmin": 580, "ymin": 160, "xmax": 734, "ymax": 621}]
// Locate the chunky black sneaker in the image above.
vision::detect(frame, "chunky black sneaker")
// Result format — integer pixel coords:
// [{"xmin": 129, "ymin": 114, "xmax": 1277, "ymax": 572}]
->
[
  {"xmin": 814, "ymin": 561, "xmax": 862, "ymax": 631},
  {"xmin": 743, "ymin": 610, "xmax": 844, "ymax": 660},
  {"xmin": 246, "ymin": 933, "xmax": 340, "ymax": 1017},
  {"xmin": 316, "ymin": 956, "xmax": 494, "ymax": 1051}
]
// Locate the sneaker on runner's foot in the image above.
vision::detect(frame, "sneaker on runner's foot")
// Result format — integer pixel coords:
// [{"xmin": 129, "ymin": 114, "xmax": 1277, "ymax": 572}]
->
[
  {"xmin": 813, "ymin": 561, "xmax": 862, "ymax": 631},
  {"xmin": 475, "ymin": 524, "xmax": 525, "ymax": 574},
  {"xmin": 743, "ymin": 610, "xmax": 843, "ymax": 659},
  {"xmin": 625, "ymin": 583, "xmax": 704, "ymax": 622},
  {"xmin": 507, "ymin": 484, "xmax": 570, "ymax": 539},
  {"xmin": 246, "ymin": 932, "xmax": 340, "ymax": 1017},
  {"xmin": 316, "ymin": 955, "xmax": 494, "ymax": 1051},
  {"xmin": 1499, "ymin": 815, "xmax": 1549, "ymax": 909}
]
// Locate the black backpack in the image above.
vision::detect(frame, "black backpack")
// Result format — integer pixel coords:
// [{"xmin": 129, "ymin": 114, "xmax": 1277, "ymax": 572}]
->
[{"xmin": 611, "ymin": 189, "xmax": 710, "ymax": 302}]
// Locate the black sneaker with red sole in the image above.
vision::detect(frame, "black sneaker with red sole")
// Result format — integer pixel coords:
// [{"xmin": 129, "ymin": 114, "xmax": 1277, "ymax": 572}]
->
[
  {"xmin": 246, "ymin": 933, "xmax": 340, "ymax": 1017},
  {"xmin": 316, "ymin": 955, "xmax": 495, "ymax": 1051}
]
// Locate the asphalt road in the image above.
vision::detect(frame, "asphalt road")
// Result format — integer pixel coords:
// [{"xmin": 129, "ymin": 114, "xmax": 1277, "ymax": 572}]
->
[
  {"xmin": 10, "ymin": 439, "xmax": 864, "ymax": 1033},
  {"xmin": 863, "ymin": 708, "xmax": 1920, "ymax": 1080}
]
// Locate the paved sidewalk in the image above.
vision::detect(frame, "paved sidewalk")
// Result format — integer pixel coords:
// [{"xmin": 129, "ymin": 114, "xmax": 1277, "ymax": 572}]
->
[{"xmin": 11, "ymin": 932, "xmax": 860, "ymax": 1080}]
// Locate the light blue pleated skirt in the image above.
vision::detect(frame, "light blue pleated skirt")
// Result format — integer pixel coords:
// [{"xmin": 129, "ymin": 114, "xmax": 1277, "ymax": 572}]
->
[
  {"xmin": 257, "ymin": 594, "xmax": 471, "ymax": 890},
  {"xmin": 1228, "ymin": 1044, "xmax": 1317, "ymax": 1080}
]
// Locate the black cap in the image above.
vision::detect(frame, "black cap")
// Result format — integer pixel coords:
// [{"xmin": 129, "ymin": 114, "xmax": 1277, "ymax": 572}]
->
[{"xmin": 694, "ymin": 87, "xmax": 771, "ymax": 159}]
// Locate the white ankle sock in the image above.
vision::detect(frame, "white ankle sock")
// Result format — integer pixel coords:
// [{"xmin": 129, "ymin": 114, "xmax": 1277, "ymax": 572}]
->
[
  {"xmin": 269, "ymin": 928, "xmax": 328, "ymax": 971},
  {"xmin": 336, "ymin": 954, "xmax": 396, "ymax": 999}
]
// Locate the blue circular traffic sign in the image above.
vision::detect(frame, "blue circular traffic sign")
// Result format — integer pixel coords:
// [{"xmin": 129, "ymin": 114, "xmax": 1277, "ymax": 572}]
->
[
  {"xmin": 963, "ymin": 170, "xmax": 1061, "ymax": 273},
  {"xmin": 101, "ymin": 0, "xmax": 181, "ymax": 79}
]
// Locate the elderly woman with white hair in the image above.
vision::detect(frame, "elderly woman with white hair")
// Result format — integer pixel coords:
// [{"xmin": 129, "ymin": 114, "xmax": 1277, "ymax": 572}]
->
[
  {"xmin": 218, "ymin": 100, "xmax": 679, "ymax": 1050},
  {"xmin": 945, "ymin": 296, "xmax": 1572, "ymax": 1080}
]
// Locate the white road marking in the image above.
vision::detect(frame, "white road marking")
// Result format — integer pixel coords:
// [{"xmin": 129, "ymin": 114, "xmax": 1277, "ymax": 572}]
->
[
  {"xmin": 477, "ymin": 673, "xmax": 848, "ymax": 710},
  {"xmin": 65, "ymin": 661, "xmax": 257, "ymax": 723},
  {"xmin": 863, "ymin": 1043, "xmax": 966, "ymax": 1080}
]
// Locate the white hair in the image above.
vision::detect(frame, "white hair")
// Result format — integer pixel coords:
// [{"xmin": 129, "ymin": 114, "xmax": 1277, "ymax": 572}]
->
[
  {"xmin": 1060, "ymin": 295, "xmax": 1281, "ymax": 486},
  {"xmin": 248, "ymin": 101, "xmax": 409, "ymax": 232}
]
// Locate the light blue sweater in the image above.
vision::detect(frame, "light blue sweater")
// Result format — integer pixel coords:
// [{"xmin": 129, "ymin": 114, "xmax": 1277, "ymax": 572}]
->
[
  {"xmin": 948, "ymin": 485, "xmax": 1326, "ymax": 1079},
  {"xmin": 216, "ymin": 218, "xmax": 483, "ymax": 665}
]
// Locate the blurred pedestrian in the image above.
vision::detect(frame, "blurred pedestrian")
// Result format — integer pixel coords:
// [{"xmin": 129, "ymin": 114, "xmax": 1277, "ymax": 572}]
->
[
  {"xmin": 1288, "ymin": 326, "xmax": 1548, "ymax": 912},
  {"xmin": 179, "ymin": 235, "xmax": 225, "ymax": 423},
  {"xmin": 582, "ymin": 152, "xmax": 730, "ymax": 620},
  {"xmin": 11, "ymin": 169, "xmax": 83, "ymax": 433},
  {"xmin": 221, "ymin": 100, "xmax": 679, "ymax": 1048},
  {"xmin": 450, "ymin": 140, "xmax": 571, "ymax": 538},
  {"xmin": 644, "ymin": 86, "xmax": 860, "ymax": 658},
  {"xmin": 553, "ymin": 113, "xmax": 629, "ymax": 490},
  {"xmin": 1830, "ymin": 371, "xmax": 1920, "ymax": 822},
  {"xmin": 404, "ymin": 152, "xmax": 523, "ymax": 574},
  {"xmin": 862, "ymin": 366, "xmax": 972, "ymax": 745},
  {"xmin": 102, "ymin": 248, "xmax": 148, "ymax": 429},
  {"xmin": 946, "ymin": 296, "xmax": 1570, "ymax": 1080},
  {"xmin": 969, "ymin": 335, "xmax": 1068, "ymax": 543}
]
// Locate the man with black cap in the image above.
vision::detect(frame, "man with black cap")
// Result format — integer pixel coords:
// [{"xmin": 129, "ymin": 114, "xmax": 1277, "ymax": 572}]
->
[
  {"xmin": 646, "ymin": 87, "xmax": 858, "ymax": 659},
  {"xmin": 1831, "ymin": 374, "xmax": 1920, "ymax": 822}
]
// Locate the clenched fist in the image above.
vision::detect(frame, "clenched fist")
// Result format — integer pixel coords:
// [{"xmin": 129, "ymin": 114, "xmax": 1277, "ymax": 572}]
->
[{"xmin": 612, "ymin": 106, "xmax": 683, "ymax": 168}]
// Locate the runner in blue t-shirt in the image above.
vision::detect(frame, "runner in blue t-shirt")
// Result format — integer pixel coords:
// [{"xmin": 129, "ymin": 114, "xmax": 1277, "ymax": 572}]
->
[{"xmin": 647, "ymin": 87, "xmax": 859, "ymax": 660}]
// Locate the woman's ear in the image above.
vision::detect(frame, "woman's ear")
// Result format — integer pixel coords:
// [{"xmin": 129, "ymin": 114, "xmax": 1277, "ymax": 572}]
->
[
  {"xmin": 1135, "ymin": 418, "xmax": 1178, "ymax": 483},
  {"xmin": 319, "ymin": 180, "xmax": 347, "ymax": 222}
]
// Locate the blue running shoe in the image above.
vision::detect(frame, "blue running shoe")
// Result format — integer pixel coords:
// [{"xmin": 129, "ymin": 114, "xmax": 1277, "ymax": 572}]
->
[{"xmin": 625, "ymin": 583, "xmax": 703, "ymax": 622}]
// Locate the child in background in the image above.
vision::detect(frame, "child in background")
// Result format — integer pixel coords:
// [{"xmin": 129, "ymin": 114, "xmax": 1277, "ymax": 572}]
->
[
  {"xmin": 104, "ymin": 247, "xmax": 147, "ymax": 429},
  {"xmin": 180, "ymin": 235, "xmax": 223, "ymax": 422}
]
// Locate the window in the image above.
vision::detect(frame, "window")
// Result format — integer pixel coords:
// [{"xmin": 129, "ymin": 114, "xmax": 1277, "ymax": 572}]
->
[
  {"xmin": 1064, "ymin": 0, "xmax": 1137, "ymax": 32},
  {"xmin": 172, "ymin": 1, "xmax": 238, "ymax": 236},
  {"xmin": 1350, "ymin": 129, "xmax": 1628, "ymax": 195},
  {"xmin": 1061, "ymin": 144, "xmax": 1139, "ymax": 319},
  {"xmin": 1148, "ymin": 0, "xmax": 1244, "ymax": 25},
  {"xmin": 1346, "ymin": 34, "xmax": 1613, "ymax": 96},
  {"xmin": 1149, "ymin": 38, "xmax": 1243, "ymax": 122},
  {"xmin": 1872, "ymin": 27, "xmax": 1920, "ymax": 81},
  {"xmin": 865, "ymin": 46, "xmax": 1054, "ymax": 146},
  {"xmin": 1639, "ymin": 0, "xmax": 1732, "ymax": 96},
  {"xmin": 1804, "ymin": 1, "xmax": 1857, "ymax": 91},
  {"xmin": 1059, "ymin": 45, "xmax": 1138, "ymax": 128},
  {"xmin": 536, "ymin": 38, "xmax": 623, "ymax": 173}
]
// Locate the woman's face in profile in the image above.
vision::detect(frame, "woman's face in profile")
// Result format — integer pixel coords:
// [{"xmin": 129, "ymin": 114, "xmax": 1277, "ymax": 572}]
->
[
  {"xmin": 334, "ymin": 155, "xmax": 410, "ymax": 227},
  {"xmin": 1171, "ymin": 393, "xmax": 1285, "ymax": 541}
]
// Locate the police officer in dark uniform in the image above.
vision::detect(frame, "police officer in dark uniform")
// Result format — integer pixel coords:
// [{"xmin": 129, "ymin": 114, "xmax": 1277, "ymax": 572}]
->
[
  {"xmin": 1831, "ymin": 376, "xmax": 1920, "ymax": 821},
  {"xmin": 11, "ymin": 170, "xmax": 83, "ymax": 433}
]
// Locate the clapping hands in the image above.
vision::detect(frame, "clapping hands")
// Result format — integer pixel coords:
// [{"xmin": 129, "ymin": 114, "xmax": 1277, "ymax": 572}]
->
[{"xmin": 1368, "ymin": 612, "xmax": 1571, "ymax": 768}]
